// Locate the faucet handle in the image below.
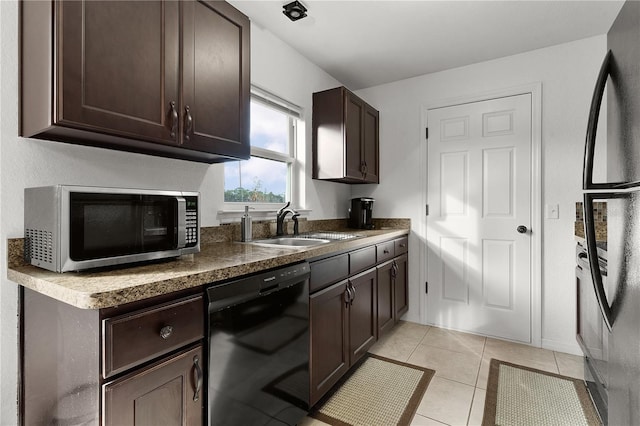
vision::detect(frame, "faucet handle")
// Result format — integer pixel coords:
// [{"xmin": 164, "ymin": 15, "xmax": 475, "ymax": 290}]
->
[
  {"xmin": 292, "ymin": 213, "xmax": 300, "ymax": 235},
  {"xmin": 276, "ymin": 201, "xmax": 291, "ymax": 216}
]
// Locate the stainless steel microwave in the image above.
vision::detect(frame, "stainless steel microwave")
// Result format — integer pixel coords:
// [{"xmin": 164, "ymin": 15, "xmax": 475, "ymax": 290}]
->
[{"xmin": 24, "ymin": 185, "xmax": 200, "ymax": 272}]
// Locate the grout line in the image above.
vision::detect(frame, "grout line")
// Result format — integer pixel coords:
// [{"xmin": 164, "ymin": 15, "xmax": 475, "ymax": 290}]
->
[{"xmin": 552, "ymin": 350, "xmax": 561, "ymax": 375}]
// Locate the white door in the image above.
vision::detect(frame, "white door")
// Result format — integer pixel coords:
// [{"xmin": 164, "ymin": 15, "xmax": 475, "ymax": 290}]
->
[{"xmin": 426, "ymin": 94, "xmax": 532, "ymax": 343}]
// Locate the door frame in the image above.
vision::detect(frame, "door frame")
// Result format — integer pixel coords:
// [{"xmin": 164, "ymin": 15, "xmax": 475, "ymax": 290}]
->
[{"xmin": 419, "ymin": 83, "xmax": 542, "ymax": 347}]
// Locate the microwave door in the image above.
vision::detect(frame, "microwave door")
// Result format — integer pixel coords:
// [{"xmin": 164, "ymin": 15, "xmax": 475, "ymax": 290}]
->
[{"xmin": 140, "ymin": 195, "xmax": 181, "ymax": 251}]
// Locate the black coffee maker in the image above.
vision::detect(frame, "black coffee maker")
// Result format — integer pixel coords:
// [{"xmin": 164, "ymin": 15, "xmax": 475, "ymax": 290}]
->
[{"xmin": 349, "ymin": 197, "xmax": 375, "ymax": 229}]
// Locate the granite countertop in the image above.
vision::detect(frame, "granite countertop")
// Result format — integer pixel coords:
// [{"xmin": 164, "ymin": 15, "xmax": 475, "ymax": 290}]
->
[{"xmin": 7, "ymin": 222, "xmax": 409, "ymax": 310}]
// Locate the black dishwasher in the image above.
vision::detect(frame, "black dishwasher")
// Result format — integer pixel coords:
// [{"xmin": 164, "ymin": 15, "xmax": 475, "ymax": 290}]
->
[{"xmin": 207, "ymin": 262, "xmax": 310, "ymax": 425}]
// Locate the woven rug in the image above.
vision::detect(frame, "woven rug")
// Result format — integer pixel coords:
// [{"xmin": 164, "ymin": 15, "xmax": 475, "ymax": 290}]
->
[
  {"xmin": 482, "ymin": 359, "xmax": 601, "ymax": 426},
  {"xmin": 310, "ymin": 353, "xmax": 434, "ymax": 426}
]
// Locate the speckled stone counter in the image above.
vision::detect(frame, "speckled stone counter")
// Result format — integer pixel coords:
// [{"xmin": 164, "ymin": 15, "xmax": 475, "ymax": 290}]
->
[{"xmin": 7, "ymin": 219, "xmax": 410, "ymax": 310}]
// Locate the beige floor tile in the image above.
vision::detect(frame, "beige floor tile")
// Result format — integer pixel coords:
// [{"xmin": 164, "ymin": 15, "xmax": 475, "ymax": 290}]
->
[
  {"xmin": 475, "ymin": 356, "xmax": 491, "ymax": 389},
  {"xmin": 421, "ymin": 327, "xmax": 486, "ymax": 356},
  {"xmin": 483, "ymin": 337, "xmax": 559, "ymax": 374},
  {"xmin": 410, "ymin": 413, "xmax": 449, "ymax": 425},
  {"xmin": 555, "ymin": 351, "xmax": 585, "ymax": 380},
  {"xmin": 416, "ymin": 376, "xmax": 475, "ymax": 426},
  {"xmin": 467, "ymin": 388, "xmax": 486, "ymax": 426},
  {"xmin": 394, "ymin": 320, "xmax": 431, "ymax": 339},
  {"xmin": 408, "ymin": 344, "xmax": 481, "ymax": 386},
  {"xmin": 369, "ymin": 330, "xmax": 423, "ymax": 362}
]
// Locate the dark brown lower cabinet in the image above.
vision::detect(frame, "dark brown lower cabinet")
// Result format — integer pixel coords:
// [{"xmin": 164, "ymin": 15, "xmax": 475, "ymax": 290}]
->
[
  {"xmin": 309, "ymin": 280, "xmax": 349, "ymax": 406},
  {"xmin": 20, "ymin": 288, "xmax": 205, "ymax": 426},
  {"xmin": 309, "ymin": 236, "xmax": 409, "ymax": 406},
  {"xmin": 104, "ymin": 345, "xmax": 204, "ymax": 426},
  {"xmin": 309, "ymin": 269, "xmax": 377, "ymax": 406},
  {"xmin": 377, "ymin": 254, "xmax": 409, "ymax": 338},
  {"xmin": 348, "ymin": 269, "xmax": 377, "ymax": 363},
  {"xmin": 394, "ymin": 254, "xmax": 409, "ymax": 319},
  {"xmin": 377, "ymin": 260, "xmax": 395, "ymax": 336}
]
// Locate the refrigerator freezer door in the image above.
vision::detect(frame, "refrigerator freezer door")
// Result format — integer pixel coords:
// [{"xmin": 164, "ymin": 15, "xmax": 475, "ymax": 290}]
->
[{"xmin": 607, "ymin": 1, "xmax": 640, "ymax": 188}]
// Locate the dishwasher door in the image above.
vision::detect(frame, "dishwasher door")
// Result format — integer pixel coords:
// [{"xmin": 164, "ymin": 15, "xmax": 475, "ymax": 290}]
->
[{"xmin": 207, "ymin": 263, "xmax": 310, "ymax": 426}]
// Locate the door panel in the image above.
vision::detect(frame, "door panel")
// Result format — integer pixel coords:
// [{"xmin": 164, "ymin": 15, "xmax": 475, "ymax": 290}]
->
[
  {"xmin": 345, "ymin": 94, "xmax": 364, "ymax": 179},
  {"xmin": 60, "ymin": 1, "xmax": 179, "ymax": 143},
  {"xmin": 309, "ymin": 281, "xmax": 349, "ymax": 406},
  {"xmin": 427, "ymin": 94, "xmax": 532, "ymax": 342},
  {"xmin": 377, "ymin": 261, "xmax": 395, "ymax": 336},
  {"xmin": 103, "ymin": 345, "xmax": 203, "ymax": 426},
  {"xmin": 182, "ymin": 0, "xmax": 250, "ymax": 157},
  {"xmin": 348, "ymin": 269, "xmax": 377, "ymax": 365}
]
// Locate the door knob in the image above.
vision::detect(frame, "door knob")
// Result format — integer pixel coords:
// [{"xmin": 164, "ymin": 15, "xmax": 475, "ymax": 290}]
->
[{"xmin": 517, "ymin": 225, "xmax": 528, "ymax": 234}]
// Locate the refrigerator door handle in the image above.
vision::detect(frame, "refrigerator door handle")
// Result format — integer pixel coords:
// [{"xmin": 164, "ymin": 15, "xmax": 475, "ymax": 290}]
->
[
  {"xmin": 583, "ymin": 50, "xmax": 614, "ymax": 191},
  {"xmin": 583, "ymin": 193, "xmax": 614, "ymax": 331}
]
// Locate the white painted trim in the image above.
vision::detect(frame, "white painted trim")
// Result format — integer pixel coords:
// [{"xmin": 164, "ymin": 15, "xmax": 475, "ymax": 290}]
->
[
  {"xmin": 542, "ymin": 338, "xmax": 583, "ymax": 356},
  {"xmin": 419, "ymin": 82, "xmax": 543, "ymax": 348}
]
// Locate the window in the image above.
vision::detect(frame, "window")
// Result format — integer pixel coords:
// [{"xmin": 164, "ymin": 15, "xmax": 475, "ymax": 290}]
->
[{"xmin": 224, "ymin": 88, "xmax": 300, "ymax": 206}]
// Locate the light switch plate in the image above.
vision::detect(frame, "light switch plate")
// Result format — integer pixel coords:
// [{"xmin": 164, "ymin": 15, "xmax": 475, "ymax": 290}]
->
[{"xmin": 545, "ymin": 204, "xmax": 559, "ymax": 219}]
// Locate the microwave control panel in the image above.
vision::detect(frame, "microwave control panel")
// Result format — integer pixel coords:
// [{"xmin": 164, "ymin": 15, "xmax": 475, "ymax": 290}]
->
[{"xmin": 185, "ymin": 196, "xmax": 199, "ymax": 247}]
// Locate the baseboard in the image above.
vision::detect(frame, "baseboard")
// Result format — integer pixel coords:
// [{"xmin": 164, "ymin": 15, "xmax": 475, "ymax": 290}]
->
[{"xmin": 542, "ymin": 338, "xmax": 583, "ymax": 356}]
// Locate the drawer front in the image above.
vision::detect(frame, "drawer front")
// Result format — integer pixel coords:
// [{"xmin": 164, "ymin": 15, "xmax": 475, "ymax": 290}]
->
[
  {"xmin": 103, "ymin": 295, "xmax": 204, "ymax": 378},
  {"xmin": 394, "ymin": 237, "xmax": 408, "ymax": 256},
  {"xmin": 349, "ymin": 245, "xmax": 376, "ymax": 275},
  {"xmin": 310, "ymin": 253, "xmax": 349, "ymax": 293},
  {"xmin": 376, "ymin": 241, "xmax": 395, "ymax": 263}
]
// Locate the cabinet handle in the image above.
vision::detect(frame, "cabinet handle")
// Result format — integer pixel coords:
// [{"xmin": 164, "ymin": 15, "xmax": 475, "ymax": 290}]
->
[
  {"xmin": 349, "ymin": 282, "xmax": 356, "ymax": 305},
  {"xmin": 159, "ymin": 325, "xmax": 173, "ymax": 339},
  {"xmin": 399, "ymin": 243, "xmax": 406, "ymax": 248},
  {"xmin": 184, "ymin": 105, "xmax": 193, "ymax": 142},
  {"xmin": 391, "ymin": 261, "xmax": 398, "ymax": 278},
  {"xmin": 168, "ymin": 101, "xmax": 178, "ymax": 140},
  {"xmin": 383, "ymin": 249, "xmax": 390, "ymax": 254},
  {"xmin": 193, "ymin": 355, "xmax": 203, "ymax": 402},
  {"xmin": 362, "ymin": 161, "xmax": 368, "ymax": 176},
  {"xmin": 344, "ymin": 286, "xmax": 351, "ymax": 307}
]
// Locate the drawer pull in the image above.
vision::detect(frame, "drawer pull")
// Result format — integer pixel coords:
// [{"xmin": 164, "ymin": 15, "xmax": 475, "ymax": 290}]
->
[
  {"xmin": 159, "ymin": 325, "xmax": 173, "ymax": 340},
  {"xmin": 383, "ymin": 249, "xmax": 390, "ymax": 254},
  {"xmin": 400, "ymin": 243, "xmax": 406, "ymax": 248},
  {"xmin": 193, "ymin": 355, "xmax": 203, "ymax": 402}
]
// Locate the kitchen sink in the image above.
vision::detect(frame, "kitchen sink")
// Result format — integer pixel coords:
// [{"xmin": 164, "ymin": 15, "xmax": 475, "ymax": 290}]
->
[
  {"xmin": 249, "ymin": 236, "xmax": 331, "ymax": 247},
  {"xmin": 248, "ymin": 232, "xmax": 360, "ymax": 248}
]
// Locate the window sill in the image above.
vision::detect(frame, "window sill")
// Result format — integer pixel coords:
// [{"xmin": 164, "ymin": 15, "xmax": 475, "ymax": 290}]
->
[{"xmin": 217, "ymin": 208, "xmax": 311, "ymax": 224}]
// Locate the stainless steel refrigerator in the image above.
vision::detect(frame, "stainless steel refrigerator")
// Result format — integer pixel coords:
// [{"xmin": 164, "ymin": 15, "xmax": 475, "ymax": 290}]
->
[{"xmin": 582, "ymin": 1, "xmax": 640, "ymax": 425}]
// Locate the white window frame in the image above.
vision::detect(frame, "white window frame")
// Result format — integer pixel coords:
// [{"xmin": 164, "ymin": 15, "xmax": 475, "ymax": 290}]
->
[{"xmin": 220, "ymin": 86, "xmax": 303, "ymax": 220}]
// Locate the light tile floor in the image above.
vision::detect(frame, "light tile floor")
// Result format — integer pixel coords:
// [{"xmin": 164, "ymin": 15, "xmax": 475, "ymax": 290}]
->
[{"xmin": 301, "ymin": 321, "xmax": 584, "ymax": 426}]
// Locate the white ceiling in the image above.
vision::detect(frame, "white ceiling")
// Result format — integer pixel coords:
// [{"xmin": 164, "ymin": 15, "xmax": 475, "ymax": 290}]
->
[{"xmin": 227, "ymin": 0, "xmax": 625, "ymax": 90}]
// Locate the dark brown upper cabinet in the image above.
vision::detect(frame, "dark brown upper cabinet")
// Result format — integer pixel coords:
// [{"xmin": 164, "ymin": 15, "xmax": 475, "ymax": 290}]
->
[
  {"xmin": 313, "ymin": 87, "xmax": 380, "ymax": 183},
  {"xmin": 20, "ymin": 0, "xmax": 250, "ymax": 163}
]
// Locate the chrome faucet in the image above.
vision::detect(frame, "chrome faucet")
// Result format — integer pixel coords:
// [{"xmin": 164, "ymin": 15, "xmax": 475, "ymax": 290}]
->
[{"xmin": 276, "ymin": 201, "xmax": 298, "ymax": 236}]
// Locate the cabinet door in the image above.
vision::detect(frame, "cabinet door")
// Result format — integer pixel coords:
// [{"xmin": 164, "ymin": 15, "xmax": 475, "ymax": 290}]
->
[
  {"xmin": 348, "ymin": 269, "xmax": 377, "ymax": 365},
  {"xmin": 377, "ymin": 261, "xmax": 395, "ymax": 337},
  {"xmin": 103, "ymin": 345, "xmax": 203, "ymax": 426},
  {"xmin": 310, "ymin": 281, "xmax": 349, "ymax": 406},
  {"xmin": 362, "ymin": 104, "xmax": 380, "ymax": 183},
  {"xmin": 344, "ymin": 92, "xmax": 365, "ymax": 180},
  {"xmin": 181, "ymin": 0, "xmax": 250, "ymax": 159},
  {"xmin": 60, "ymin": 1, "xmax": 180, "ymax": 144},
  {"xmin": 394, "ymin": 254, "xmax": 409, "ymax": 320}
]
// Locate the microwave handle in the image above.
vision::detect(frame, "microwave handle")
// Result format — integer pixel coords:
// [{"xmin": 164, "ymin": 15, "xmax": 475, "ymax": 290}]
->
[{"xmin": 177, "ymin": 197, "xmax": 187, "ymax": 248}]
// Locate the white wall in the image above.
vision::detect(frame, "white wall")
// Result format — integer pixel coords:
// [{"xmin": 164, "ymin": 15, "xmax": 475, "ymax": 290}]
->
[
  {"xmin": 353, "ymin": 35, "xmax": 608, "ymax": 354},
  {"xmin": 0, "ymin": 1, "xmax": 348, "ymax": 422}
]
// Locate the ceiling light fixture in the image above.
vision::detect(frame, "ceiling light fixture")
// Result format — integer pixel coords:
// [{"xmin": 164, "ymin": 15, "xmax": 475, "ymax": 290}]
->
[{"xmin": 283, "ymin": 1, "xmax": 308, "ymax": 21}]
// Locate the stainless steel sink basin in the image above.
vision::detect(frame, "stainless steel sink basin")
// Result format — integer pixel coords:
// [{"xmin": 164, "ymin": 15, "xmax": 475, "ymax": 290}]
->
[{"xmin": 250, "ymin": 237, "xmax": 331, "ymax": 247}]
